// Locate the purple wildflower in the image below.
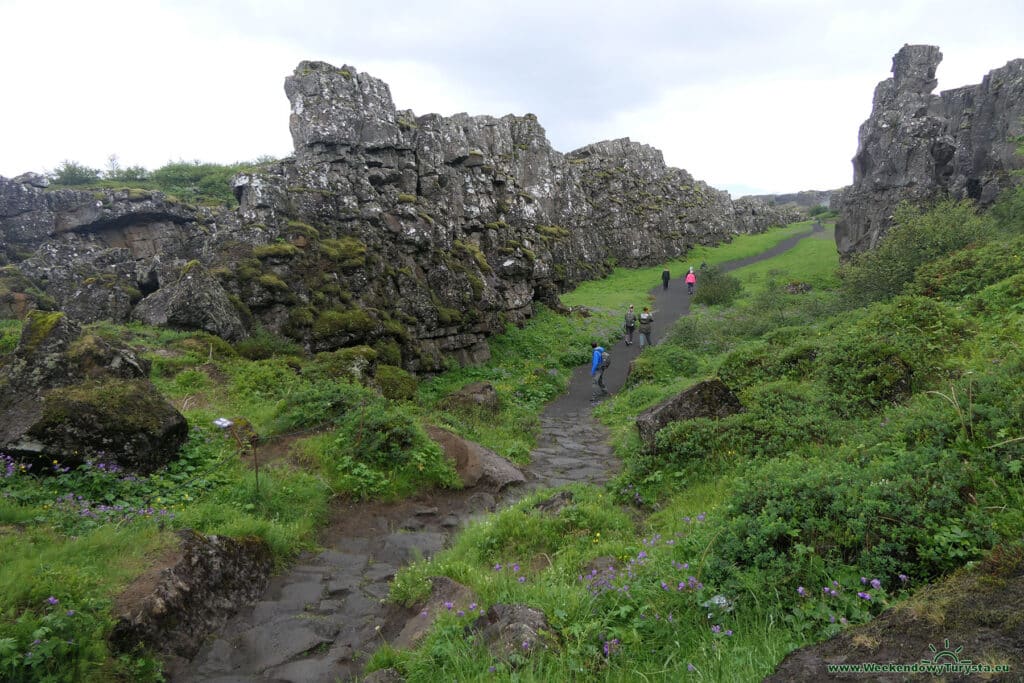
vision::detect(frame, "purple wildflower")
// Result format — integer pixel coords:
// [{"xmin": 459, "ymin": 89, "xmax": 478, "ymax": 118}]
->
[
  {"xmin": 46, "ymin": 596, "xmax": 58, "ymax": 606},
  {"xmin": 512, "ymin": 563, "xmax": 520, "ymax": 573},
  {"xmin": 518, "ymin": 576, "xmax": 526, "ymax": 583},
  {"xmin": 457, "ymin": 610, "xmax": 465, "ymax": 617},
  {"xmin": 860, "ymin": 576, "xmax": 868, "ymax": 585},
  {"xmin": 710, "ymin": 624, "xmax": 722, "ymax": 633},
  {"xmin": 696, "ymin": 512, "xmax": 706, "ymax": 522},
  {"xmin": 797, "ymin": 586, "xmax": 806, "ymax": 597},
  {"xmin": 493, "ymin": 563, "xmax": 502, "ymax": 571},
  {"xmin": 899, "ymin": 573, "xmax": 909, "ymax": 583},
  {"xmin": 857, "ymin": 592, "xmax": 872, "ymax": 600},
  {"xmin": 443, "ymin": 601, "xmax": 453, "ymax": 610},
  {"xmin": 870, "ymin": 578, "xmax": 882, "ymax": 590},
  {"xmin": 688, "ymin": 663, "xmax": 696, "ymax": 672}
]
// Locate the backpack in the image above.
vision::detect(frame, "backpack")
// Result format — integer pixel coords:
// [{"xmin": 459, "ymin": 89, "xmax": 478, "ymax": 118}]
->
[{"xmin": 599, "ymin": 349, "xmax": 611, "ymax": 370}]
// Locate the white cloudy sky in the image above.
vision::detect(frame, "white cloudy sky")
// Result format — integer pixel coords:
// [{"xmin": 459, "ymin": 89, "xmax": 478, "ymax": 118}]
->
[{"xmin": 1, "ymin": 0, "xmax": 1021, "ymax": 197}]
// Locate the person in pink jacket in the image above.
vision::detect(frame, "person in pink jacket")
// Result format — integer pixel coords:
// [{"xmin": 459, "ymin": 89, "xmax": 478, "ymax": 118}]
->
[{"xmin": 685, "ymin": 267, "xmax": 697, "ymax": 295}]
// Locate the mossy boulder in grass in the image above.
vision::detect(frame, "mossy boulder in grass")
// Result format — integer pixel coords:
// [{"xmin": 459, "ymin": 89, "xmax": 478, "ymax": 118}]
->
[
  {"xmin": 440, "ymin": 381, "xmax": 500, "ymax": 413},
  {"xmin": 635, "ymin": 378, "xmax": 743, "ymax": 450},
  {"xmin": 765, "ymin": 545, "xmax": 1024, "ymax": 682},
  {"xmin": 374, "ymin": 364, "xmax": 417, "ymax": 400},
  {"xmin": 0, "ymin": 310, "xmax": 187, "ymax": 473},
  {"xmin": 30, "ymin": 378, "xmax": 188, "ymax": 473}
]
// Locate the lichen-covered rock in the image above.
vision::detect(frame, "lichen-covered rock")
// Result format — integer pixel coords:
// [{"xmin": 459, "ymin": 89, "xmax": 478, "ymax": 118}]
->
[
  {"xmin": 635, "ymin": 378, "xmax": 743, "ymax": 449},
  {"xmin": 132, "ymin": 261, "xmax": 246, "ymax": 341},
  {"xmin": 0, "ymin": 310, "xmax": 187, "ymax": 473},
  {"xmin": 837, "ymin": 45, "xmax": 1024, "ymax": 257},
  {"xmin": 109, "ymin": 529, "xmax": 274, "ymax": 660},
  {"xmin": 474, "ymin": 603, "xmax": 554, "ymax": 661}
]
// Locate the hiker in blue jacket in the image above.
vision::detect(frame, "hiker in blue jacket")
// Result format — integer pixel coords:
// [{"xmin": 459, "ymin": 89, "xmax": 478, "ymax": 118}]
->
[{"xmin": 590, "ymin": 341, "xmax": 609, "ymax": 401}]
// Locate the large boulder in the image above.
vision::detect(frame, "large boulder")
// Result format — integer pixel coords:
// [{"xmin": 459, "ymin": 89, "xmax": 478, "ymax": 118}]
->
[
  {"xmin": 132, "ymin": 261, "xmax": 247, "ymax": 341},
  {"xmin": 635, "ymin": 378, "xmax": 743, "ymax": 449},
  {"xmin": 110, "ymin": 529, "xmax": 274, "ymax": 660},
  {"xmin": 0, "ymin": 310, "xmax": 188, "ymax": 473},
  {"xmin": 426, "ymin": 426, "xmax": 525, "ymax": 490}
]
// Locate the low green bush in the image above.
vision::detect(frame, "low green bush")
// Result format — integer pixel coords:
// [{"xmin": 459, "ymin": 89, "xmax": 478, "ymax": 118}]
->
[
  {"xmin": 374, "ymin": 364, "xmax": 418, "ymax": 400},
  {"xmin": 692, "ymin": 265, "xmax": 742, "ymax": 306},
  {"xmin": 839, "ymin": 199, "xmax": 994, "ymax": 306},
  {"xmin": 907, "ymin": 234, "xmax": 1024, "ymax": 300}
]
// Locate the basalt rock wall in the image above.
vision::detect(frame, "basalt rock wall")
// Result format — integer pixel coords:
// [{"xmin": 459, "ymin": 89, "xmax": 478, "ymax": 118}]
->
[
  {"xmin": 1, "ymin": 62, "xmax": 800, "ymax": 370},
  {"xmin": 836, "ymin": 45, "xmax": 1024, "ymax": 258}
]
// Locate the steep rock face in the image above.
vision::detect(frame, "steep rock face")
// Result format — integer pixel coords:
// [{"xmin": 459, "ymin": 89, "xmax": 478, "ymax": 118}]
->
[
  {"xmin": 0, "ymin": 61, "xmax": 800, "ymax": 369},
  {"xmin": 836, "ymin": 45, "xmax": 1024, "ymax": 257}
]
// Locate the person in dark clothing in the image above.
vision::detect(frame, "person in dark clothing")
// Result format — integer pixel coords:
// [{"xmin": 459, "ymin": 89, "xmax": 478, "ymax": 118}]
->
[
  {"xmin": 661, "ymin": 268, "xmax": 671, "ymax": 290},
  {"xmin": 623, "ymin": 304, "xmax": 637, "ymax": 345},
  {"xmin": 638, "ymin": 307, "xmax": 654, "ymax": 348}
]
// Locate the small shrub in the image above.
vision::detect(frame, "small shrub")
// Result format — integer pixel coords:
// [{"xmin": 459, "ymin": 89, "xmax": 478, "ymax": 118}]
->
[
  {"xmin": 839, "ymin": 199, "xmax": 994, "ymax": 306},
  {"xmin": 691, "ymin": 265, "xmax": 742, "ymax": 307},
  {"xmin": 374, "ymin": 364, "xmax": 418, "ymax": 400},
  {"xmin": 234, "ymin": 331, "xmax": 303, "ymax": 360}
]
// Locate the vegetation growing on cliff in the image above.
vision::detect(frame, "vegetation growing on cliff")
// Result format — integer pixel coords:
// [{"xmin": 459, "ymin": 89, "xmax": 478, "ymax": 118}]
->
[{"xmin": 47, "ymin": 157, "xmax": 277, "ymax": 207}]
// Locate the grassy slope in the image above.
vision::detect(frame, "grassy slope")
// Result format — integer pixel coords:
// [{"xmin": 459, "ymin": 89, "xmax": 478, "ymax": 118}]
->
[{"xmin": 375, "ymin": 215, "xmax": 1024, "ymax": 681}]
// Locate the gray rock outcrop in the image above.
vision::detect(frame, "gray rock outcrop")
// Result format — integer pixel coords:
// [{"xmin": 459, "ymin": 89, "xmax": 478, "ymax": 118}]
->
[
  {"xmin": 1, "ymin": 61, "xmax": 801, "ymax": 370},
  {"xmin": 635, "ymin": 378, "xmax": 743, "ymax": 449},
  {"xmin": 131, "ymin": 261, "xmax": 246, "ymax": 341},
  {"xmin": 836, "ymin": 45, "xmax": 1024, "ymax": 258}
]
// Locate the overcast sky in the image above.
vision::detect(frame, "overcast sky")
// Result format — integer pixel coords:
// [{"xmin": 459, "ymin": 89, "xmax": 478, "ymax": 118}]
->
[{"xmin": 1, "ymin": 1, "xmax": 1021, "ymax": 197}]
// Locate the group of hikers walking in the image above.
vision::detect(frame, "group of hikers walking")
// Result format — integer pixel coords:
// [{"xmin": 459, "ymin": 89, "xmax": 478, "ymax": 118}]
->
[
  {"xmin": 591, "ymin": 263, "xmax": 702, "ymax": 401},
  {"xmin": 661, "ymin": 265, "xmax": 699, "ymax": 294}
]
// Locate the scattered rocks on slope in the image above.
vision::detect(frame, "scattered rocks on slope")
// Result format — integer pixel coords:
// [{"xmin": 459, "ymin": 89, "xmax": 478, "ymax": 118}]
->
[{"xmin": 635, "ymin": 378, "xmax": 743, "ymax": 449}]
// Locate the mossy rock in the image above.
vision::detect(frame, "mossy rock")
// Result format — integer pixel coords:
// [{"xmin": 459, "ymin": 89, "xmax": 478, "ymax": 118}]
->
[
  {"xmin": 311, "ymin": 345, "xmax": 378, "ymax": 380},
  {"xmin": 29, "ymin": 378, "xmax": 188, "ymax": 473},
  {"xmin": 320, "ymin": 237, "xmax": 367, "ymax": 268},
  {"xmin": 17, "ymin": 310, "xmax": 75, "ymax": 358},
  {"xmin": 374, "ymin": 364, "xmax": 418, "ymax": 401},
  {"xmin": 253, "ymin": 243, "xmax": 301, "ymax": 259},
  {"xmin": 313, "ymin": 308, "xmax": 376, "ymax": 342}
]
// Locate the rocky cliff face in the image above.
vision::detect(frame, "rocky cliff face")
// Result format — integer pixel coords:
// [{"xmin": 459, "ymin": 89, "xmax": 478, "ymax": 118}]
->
[
  {"xmin": 836, "ymin": 45, "xmax": 1024, "ymax": 258},
  {"xmin": 1, "ymin": 62, "xmax": 800, "ymax": 369}
]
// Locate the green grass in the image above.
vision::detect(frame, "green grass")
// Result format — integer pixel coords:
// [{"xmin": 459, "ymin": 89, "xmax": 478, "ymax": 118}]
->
[
  {"xmin": 8, "ymin": 212, "xmax": 1023, "ymax": 681},
  {"xmin": 383, "ymin": 212, "xmax": 1024, "ymax": 681}
]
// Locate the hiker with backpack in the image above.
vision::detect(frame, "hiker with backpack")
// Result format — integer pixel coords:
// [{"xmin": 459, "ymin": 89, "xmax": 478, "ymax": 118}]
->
[
  {"xmin": 638, "ymin": 307, "xmax": 654, "ymax": 348},
  {"xmin": 685, "ymin": 267, "xmax": 697, "ymax": 295},
  {"xmin": 590, "ymin": 341, "xmax": 610, "ymax": 401},
  {"xmin": 623, "ymin": 304, "xmax": 637, "ymax": 345}
]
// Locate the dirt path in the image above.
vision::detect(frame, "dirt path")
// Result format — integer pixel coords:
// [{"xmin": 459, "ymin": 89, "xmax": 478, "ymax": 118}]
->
[{"xmin": 168, "ymin": 224, "xmax": 823, "ymax": 682}]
